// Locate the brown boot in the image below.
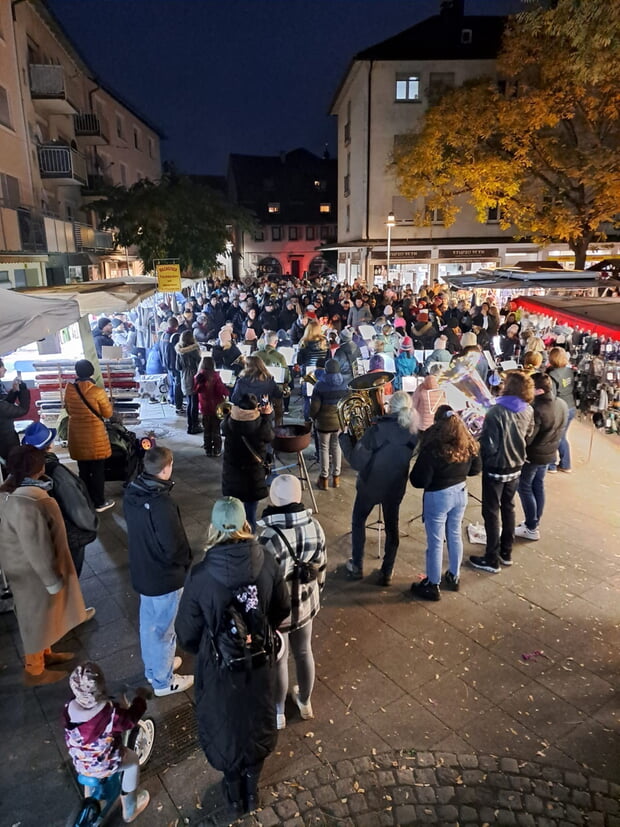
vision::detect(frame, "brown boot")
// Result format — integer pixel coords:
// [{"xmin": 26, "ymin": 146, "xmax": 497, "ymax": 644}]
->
[
  {"xmin": 44, "ymin": 651, "xmax": 75, "ymax": 666},
  {"xmin": 24, "ymin": 668, "xmax": 68, "ymax": 687},
  {"xmin": 332, "ymin": 475, "xmax": 340, "ymax": 488},
  {"xmin": 317, "ymin": 477, "xmax": 328, "ymax": 490}
]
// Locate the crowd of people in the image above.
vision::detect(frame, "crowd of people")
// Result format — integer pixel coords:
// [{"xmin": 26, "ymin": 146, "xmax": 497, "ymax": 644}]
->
[{"xmin": 0, "ymin": 273, "xmax": 585, "ymax": 821}]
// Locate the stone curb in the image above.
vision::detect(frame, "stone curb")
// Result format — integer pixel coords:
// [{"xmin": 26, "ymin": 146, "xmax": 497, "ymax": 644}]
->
[{"xmin": 199, "ymin": 749, "xmax": 620, "ymax": 827}]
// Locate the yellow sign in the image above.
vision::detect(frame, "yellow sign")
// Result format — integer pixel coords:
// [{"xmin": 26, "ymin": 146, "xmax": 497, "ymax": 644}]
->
[{"xmin": 156, "ymin": 263, "xmax": 181, "ymax": 292}]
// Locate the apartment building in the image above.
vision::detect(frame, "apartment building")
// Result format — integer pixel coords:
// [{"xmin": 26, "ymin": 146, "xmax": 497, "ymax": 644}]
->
[
  {"xmin": 228, "ymin": 148, "xmax": 337, "ymax": 281},
  {"xmin": 0, "ymin": 0, "xmax": 161, "ymax": 288},
  {"xmin": 329, "ymin": 0, "xmax": 542, "ymax": 287}
]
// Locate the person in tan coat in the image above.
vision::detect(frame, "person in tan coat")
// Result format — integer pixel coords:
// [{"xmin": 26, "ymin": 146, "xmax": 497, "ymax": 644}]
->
[
  {"xmin": 0, "ymin": 446, "xmax": 95, "ymax": 686},
  {"xmin": 64, "ymin": 359, "xmax": 114, "ymax": 512}
]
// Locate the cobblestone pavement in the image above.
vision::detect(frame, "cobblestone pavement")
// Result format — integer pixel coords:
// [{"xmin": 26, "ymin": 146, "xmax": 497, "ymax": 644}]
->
[{"xmin": 221, "ymin": 750, "xmax": 620, "ymax": 827}]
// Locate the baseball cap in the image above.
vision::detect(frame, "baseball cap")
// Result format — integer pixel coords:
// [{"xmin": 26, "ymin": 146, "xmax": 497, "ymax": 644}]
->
[{"xmin": 211, "ymin": 497, "xmax": 247, "ymax": 532}]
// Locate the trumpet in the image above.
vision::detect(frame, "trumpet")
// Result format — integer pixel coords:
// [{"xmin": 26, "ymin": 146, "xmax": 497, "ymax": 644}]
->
[{"xmin": 215, "ymin": 401, "xmax": 232, "ymax": 419}]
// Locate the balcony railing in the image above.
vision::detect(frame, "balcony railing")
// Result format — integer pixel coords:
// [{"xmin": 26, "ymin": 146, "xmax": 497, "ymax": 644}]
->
[
  {"xmin": 74, "ymin": 221, "xmax": 115, "ymax": 251},
  {"xmin": 29, "ymin": 65, "xmax": 77, "ymax": 113},
  {"xmin": 38, "ymin": 145, "xmax": 87, "ymax": 185},
  {"xmin": 74, "ymin": 112, "xmax": 109, "ymax": 143}
]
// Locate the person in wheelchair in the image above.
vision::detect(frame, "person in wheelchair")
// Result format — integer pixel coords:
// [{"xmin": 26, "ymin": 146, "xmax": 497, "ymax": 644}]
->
[{"xmin": 63, "ymin": 662, "xmax": 151, "ymax": 823}]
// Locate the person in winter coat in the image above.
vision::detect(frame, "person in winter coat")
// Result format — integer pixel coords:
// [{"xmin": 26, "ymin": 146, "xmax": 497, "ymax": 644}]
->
[
  {"xmin": 64, "ymin": 662, "xmax": 151, "ymax": 823},
  {"xmin": 231, "ymin": 354, "xmax": 282, "ymax": 409},
  {"xmin": 346, "ymin": 296, "xmax": 372, "ymax": 329},
  {"xmin": 424, "ymin": 336, "xmax": 452, "ymax": 373},
  {"xmin": 469, "ymin": 370, "xmax": 534, "ymax": 574},
  {"xmin": 411, "ymin": 309, "xmax": 437, "ymax": 349},
  {"xmin": 340, "ymin": 391, "xmax": 418, "ymax": 586},
  {"xmin": 333, "ymin": 327, "xmax": 361, "ymax": 383},
  {"xmin": 124, "ymin": 446, "xmax": 194, "ymax": 697},
  {"xmin": 221, "ymin": 394, "xmax": 275, "ymax": 530},
  {"xmin": 393, "ymin": 336, "xmax": 418, "ymax": 391},
  {"xmin": 175, "ymin": 497, "xmax": 290, "ymax": 817},
  {"xmin": 410, "ymin": 372, "xmax": 447, "ymax": 432},
  {"xmin": 243, "ymin": 307, "xmax": 263, "ymax": 344},
  {"xmin": 258, "ymin": 475, "xmax": 326, "ymax": 730},
  {"xmin": 409, "ymin": 406, "xmax": 481, "ymax": 600},
  {"xmin": 309, "ymin": 359, "xmax": 348, "ymax": 490},
  {"xmin": 92, "ymin": 317, "xmax": 114, "ymax": 358},
  {"xmin": 175, "ymin": 330, "xmax": 202, "ymax": 434},
  {"xmin": 64, "ymin": 360, "xmax": 114, "ymax": 512},
  {"xmin": 212, "ymin": 326, "xmax": 242, "ymax": 373},
  {"xmin": 193, "ymin": 357, "xmax": 229, "ymax": 456},
  {"xmin": 0, "ymin": 446, "xmax": 93, "ymax": 686},
  {"xmin": 258, "ymin": 300, "xmax": 279, "ymax": 333},
  {"xmin": 192, "ymin": 313, "xmax": 211, "ymax": 346},
  {"xmin": 257, "ymin": 333, "xmax": 290, "ymax": 425},
  {"xmin": 516, "ymin": 372, "xmax": 568, "ymax": 541},
  {"xmin": 0, "ymin": 358, "xmax": 30, "ymax": 476},
  {"xmin": 159, "ymin": 317, "xmax": 184, "ymax": 413},
  {"xmin": 546, "ymin": 346, "xmax": 577, "ymax": 472},
  {"xmin": 22, "ymin": 422, "xmax": 98, "ymax": 577}
]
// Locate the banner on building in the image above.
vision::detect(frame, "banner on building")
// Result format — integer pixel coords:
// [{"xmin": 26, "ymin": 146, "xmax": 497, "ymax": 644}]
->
[{"xmin": 156, "ymin": 263, "xmax": 181, "ymax": 292}]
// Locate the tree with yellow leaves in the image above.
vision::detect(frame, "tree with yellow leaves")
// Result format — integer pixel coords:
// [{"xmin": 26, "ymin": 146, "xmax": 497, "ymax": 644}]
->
[{"xmin": 392, "ymin": 0, "xmax": 620, "ymax": 269}]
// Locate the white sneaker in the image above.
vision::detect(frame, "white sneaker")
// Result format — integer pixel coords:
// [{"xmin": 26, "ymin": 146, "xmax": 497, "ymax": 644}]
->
[
  {"xmin": 515, "ymin": 523, "xmax": 540, "ymax": 541},
  {"xmin": 146, "ymin": 656, "xmax": 182, "ymax": 684},
  {"xmin": 153, "ymin": 673, "xmax": 194, "ymax": 696},
  {"xmin": 95, "ymin": 499, "xmax": 115, "ymax": 513},
  {"xmin": 276, "ymin": 713, "xmax": 286, "ymax": 730},
  {"xmin": 292, "ymin": 685, "xmax": 314, "ymax": 720}
]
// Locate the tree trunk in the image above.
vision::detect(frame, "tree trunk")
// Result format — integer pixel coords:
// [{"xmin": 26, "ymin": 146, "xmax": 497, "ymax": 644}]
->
[{"xmin": 570, "ymin": 236, "xmax": 591, "ymax": 270}]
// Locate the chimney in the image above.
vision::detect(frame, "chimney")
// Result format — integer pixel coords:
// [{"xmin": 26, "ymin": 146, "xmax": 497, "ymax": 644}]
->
[{"xmin": 440, "ymin": 0, "xmax": 464, "ymax": 17}]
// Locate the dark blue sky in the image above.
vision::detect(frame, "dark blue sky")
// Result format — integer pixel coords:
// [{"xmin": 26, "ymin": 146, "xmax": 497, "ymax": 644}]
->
[{"xmin": 48, "ymin": 0, "xmax": 521, "ymax": 174}]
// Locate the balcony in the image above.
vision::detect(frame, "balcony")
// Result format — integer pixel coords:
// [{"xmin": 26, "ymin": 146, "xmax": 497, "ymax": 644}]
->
[
  {"xmin": 29, "ymin": 65, "xmax": 78, "ymax": 114},
  {"xmin": 74, "ymin": 222, "xmax": 115, "ymax": 251},
  {"xmin": 74, "ymin": 112, "xmax": 109, "ymax": 145},
  {"xmin": 38, "ymin": 144, "xmax": 87, "ymax": 185},
  {"xmin": 82, "ymin": 172, "xmax": 114, "ymax": 197}
]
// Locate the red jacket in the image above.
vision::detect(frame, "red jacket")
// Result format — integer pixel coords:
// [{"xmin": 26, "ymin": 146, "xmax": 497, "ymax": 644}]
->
[{"xmin": 193, "ymin": 371, "xmax": 229, "ymax": 416}]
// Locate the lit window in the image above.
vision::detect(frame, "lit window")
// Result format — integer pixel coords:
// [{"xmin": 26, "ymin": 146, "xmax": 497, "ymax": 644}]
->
[
  {"xmin": 319, "ymin": 203, "xmax": 331, "ymax": 214},
  {"xmin": 268, "ymin": 202, "xmax": 280, "ymax": 214},
  {"xmin": 395, "ymin": 74, "xmax": 420, "ymax": 102}
]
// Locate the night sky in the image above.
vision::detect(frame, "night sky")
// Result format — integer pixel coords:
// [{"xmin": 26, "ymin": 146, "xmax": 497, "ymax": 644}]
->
[{"xmin": 48, "ymin": 0, "xmax": 522, "ymax": 175}]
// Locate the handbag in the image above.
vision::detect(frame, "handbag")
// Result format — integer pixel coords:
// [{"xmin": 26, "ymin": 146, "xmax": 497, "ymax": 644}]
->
[
  {"xmin": 271, "ymin": 525, "xmax": 320, "ymax": 585},
  {"xmin": 241, "ymin": 435, "xmax": 273, "ymax": 477},
  {"xmin": 72, "ymin": 381, "xmax": 107, "ymax": 424}
]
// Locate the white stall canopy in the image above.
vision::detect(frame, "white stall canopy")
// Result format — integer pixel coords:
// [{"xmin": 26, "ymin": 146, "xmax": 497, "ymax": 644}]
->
[
  {"xmin": 0, "ymin": 289, "xmax": 80, "ymax": 356},
  {"xmin": 21, "ymin": 276, "xmax": 159, "ymax": 315}
]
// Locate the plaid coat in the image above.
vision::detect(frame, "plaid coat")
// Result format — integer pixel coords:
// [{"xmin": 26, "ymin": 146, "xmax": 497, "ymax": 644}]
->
[{"xmin": 258, "ymin": 503, "xmax": 326, "ymax": 634}]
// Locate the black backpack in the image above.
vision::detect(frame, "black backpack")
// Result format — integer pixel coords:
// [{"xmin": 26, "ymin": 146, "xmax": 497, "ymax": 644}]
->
[{"xmin": 210, "ymin": 583, "xmax": 274, "ymax": 672}]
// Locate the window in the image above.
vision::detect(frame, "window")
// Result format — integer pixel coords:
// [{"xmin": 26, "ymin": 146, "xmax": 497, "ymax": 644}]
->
[
  {"xmin": 0, "ymin": 271, "xmax": 9, "ymax": 283},
  {"xmin": 428, "ymin": 72, "xmax": 455, "ymax": 106},
  {"xmin": 116, "ymin": 114, "xmax": 124, "ymax": 139},
  {"xmin": 254, "ymin": 229, "xmax": 265, "ymax": 242},
  {"xmin": 148, "ymin": 137, "xmax": 154, "ymax": 158},
  {"xmin": 0, "ymin": 85, "xmax": 12, "ymax": 128},
  {"xmin": 271, "ymin": 226, "xmax": 281, "ymax": 241},
  {"xmin": 346, "ymin": 204, "xmax": 350, "ymax": 233},
  {"xmin": 344, "ymin": 99, "xmax": 351, "ymax": 145},
  {"xmin": 427, "ymin": 207, "xmax": 444, "ymax": 224},
  {"xmin": 306, "ymin": 226, "xmax": 315, "ymax": 241},
  {"xmin": 487, "ymin": 204, "xmax": 502, "ymax": 223},
  {"xmin": 268, "ymin": 202, "xmax": 280, "ymax": 214},
  {"xmin": 288, "ymin": 226, "xmax": 298, "ymax": 241},
  {"xmin": 320, "ymin": 225, "xmax": 329, "ymax": 240},
  {"xmin": 344, "ymin": 175, "xmax": 350, "ymax": 197},
  {"xmin": 0, "ymin": 173, "xmax": 20, "ymax": 207},
  {"xmin": 319, "ymin": 203, "xmax": 331, "ymax": 214},
  {"xmin": 120, "ymin": 163, "xmax": 127, "ymax": 187},
  {"xmin": 395, "ymin": 73, "xmax": 420, "ymax": 102},
  {"xmin": 133, "ymin": 128, "xmax": 140, "ymax": 150},
  {"xmin": 461, "ymin": 28, "xmax": 473, "ymax": 44}
]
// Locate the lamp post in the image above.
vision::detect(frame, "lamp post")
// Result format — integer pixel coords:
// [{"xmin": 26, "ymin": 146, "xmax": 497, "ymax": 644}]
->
[{"xmin": 386, "ymin": 211, "xmax": 396, "ymax": 283}]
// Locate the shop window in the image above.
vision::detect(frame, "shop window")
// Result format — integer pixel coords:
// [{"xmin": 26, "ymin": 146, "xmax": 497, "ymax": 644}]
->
[
  {"xmin": 271, "ymin": 226, "xmax": 281, "ymax": 241},
  {"xmin": 395, "ymin": 73, "xmax": 420, "ymax": 102}
]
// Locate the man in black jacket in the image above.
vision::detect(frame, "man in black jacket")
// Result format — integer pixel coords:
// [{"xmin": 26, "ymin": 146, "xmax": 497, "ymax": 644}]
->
[
  {"xmin": 334, "ymin": 328, "xmax": 361, "ymax": 383},
  {"xmin": 515, "ymin": 372, "xmax": 568, "ymax": 541},
  {"xmin": 124, "ymin": 446, "xmax": 194, "ymax": 696},
  {"xmin": 0, "ymin": 359, "xmax": 30, "ymax": 477},
  {"xmin": 159, "ymin": 317, "xmax": 184, "ymax": 413}
]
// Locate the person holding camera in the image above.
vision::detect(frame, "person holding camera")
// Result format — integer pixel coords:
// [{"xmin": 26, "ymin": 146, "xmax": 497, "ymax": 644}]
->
[
  {"xmin": 258, "ymin": 475, "xmax": 326, "ymax": 730},
  {"xmin": 0, "ymin": 359, "xmax": 30, "ymax": 478}
]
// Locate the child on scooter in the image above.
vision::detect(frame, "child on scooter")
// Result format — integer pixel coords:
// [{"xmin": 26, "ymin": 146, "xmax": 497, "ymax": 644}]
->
[{"xmin": 63, "ymin": 661, "xmax": 151, "ymax": 823}]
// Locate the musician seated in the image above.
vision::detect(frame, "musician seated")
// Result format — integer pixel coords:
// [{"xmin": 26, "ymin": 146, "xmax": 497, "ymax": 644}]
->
[{"xmin": 212, "ymin": 327, "xmax": 242, "ymax": 374}]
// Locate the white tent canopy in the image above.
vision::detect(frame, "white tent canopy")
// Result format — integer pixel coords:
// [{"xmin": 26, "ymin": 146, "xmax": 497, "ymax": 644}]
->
[
  {"xmin": 22, "ymin": 276, "xmax": 159, "ymax": 315},
  {"xmin": 0, "ymin": 289, "xmax": 81, "ymax": 356}
]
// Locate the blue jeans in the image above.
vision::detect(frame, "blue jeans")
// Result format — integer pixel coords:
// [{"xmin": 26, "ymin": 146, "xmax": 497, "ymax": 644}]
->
[
  {"xmin": 423, "ymin": 483, "xmax": 468, "ymax": 584},
  {"xmin": 518, "ymin": 462, "xmax": 546, "ymax": 530},
  {"xmin": 244, "ymin": 500, "xmax": 258, "ymax": 532},
  {"xmin": 139, "ymin": 589, "xmax": 183, "ymax": 690},
  {"xmin": 549, "ymin": 407, "xmax": 576, "ymax": 471}
]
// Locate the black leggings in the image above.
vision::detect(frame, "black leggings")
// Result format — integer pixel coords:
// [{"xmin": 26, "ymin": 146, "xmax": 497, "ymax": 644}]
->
[{"xmin": 77, "ymin": 459, "xmax": 106, "ymax": 508}]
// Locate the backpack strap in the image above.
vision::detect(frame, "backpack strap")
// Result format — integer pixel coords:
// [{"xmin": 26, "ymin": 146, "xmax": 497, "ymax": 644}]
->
[
  {"xmin": 73, "ymin": 381, "xmax": 105, "ymax": 422},
  {"xmin": 271, "ymin": 524, "xmax": 302, "ymax": 566}
]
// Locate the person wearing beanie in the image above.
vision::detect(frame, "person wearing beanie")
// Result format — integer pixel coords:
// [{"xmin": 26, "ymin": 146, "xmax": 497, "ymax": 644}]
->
[
  {"xmin": 22, "ymin": 422, "xmax": 98, "ymax": 577},
  {"xmin": 411, "ymin": 309, "xmax": 437, "ymax": 349},
  {"xmin": 212, "ymin": 325, "xmax": 242, "ymax": 376},
  {"xmin": 424, "ymin": 336, "xmax": 452, "ymax": 373},
  {"xmin": 333, "ymin": 327, "xmax": 361, "ymax": 383},
  {"xmin": 258, "ymin": 476, "xmax": 326, "ymax": 730},
  {"xmin": 393, "ymin": 336, "xmax": 418, "ymax": 391},
  {"xmin": 309, "ymin": 359, "xmax": 349, "ymax": 489},
  {"xmin": 93, "ymin": 317, "xmax": 114, "ymax": 359},
  {"xmin": 64, "ymin": 662, "xmax": 151, "ymax": 822},
  {"xmin": 176, "ymin": 498, "xmax": 290, "ymax": 818},
  {"xmin": 63, "ymin": 360, "xmax": 114, "ymax": 512},
  {"xmin": 460, "ymin": 331, "xmax": 478, "ymax": 349}
]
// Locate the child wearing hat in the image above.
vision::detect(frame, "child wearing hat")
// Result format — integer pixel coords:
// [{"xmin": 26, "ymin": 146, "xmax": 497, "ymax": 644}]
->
[
  {"xmin": 64, "ymin": 662, "xmax": 151, "ymax": 823},
  {"xmin": 393, "ymin": 336, "xmax": 418, "ymax": 391}
]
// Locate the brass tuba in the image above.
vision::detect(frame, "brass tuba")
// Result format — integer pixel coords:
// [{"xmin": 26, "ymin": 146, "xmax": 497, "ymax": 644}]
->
[
  {"xmin": 337, "ymin": 371, "xmax": 394, "ymax": 443},
  {"xmin": 215, "ymin": 401, "xmax": 232, "ymax": 420}
]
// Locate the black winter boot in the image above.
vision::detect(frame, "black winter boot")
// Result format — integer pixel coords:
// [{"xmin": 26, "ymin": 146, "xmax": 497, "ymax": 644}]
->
[
  {"xmin": 243, "ymin": 770, "xmax": 261, "ymax": 812},
  {"xmin": 221, "ymin": 775, "xmax": 243, "ymax": 818}
]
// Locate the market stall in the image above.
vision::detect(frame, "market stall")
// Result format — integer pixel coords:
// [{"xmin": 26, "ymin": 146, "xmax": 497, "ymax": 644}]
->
[
  {"xmin": 512, "ymin": 295, "xmax": 620, "ymax": 341},
  {"xmin": 0, "ymin": 289, "xmax": 80, "ymax": 356}
]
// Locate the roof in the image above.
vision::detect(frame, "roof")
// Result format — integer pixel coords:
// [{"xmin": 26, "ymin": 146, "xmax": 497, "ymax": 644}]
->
[
  {"xmin": 512, "ymin": 295, "xmax": 620, "ymax": 339},
  {"xmin": 0, "ymin": 289, "xmax": 80, "ymax": 356}
]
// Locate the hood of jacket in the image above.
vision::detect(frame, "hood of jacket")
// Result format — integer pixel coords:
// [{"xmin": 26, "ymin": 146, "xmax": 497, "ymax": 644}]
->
[
  {"xmin": 175, "ymin": 342, "xmax": 200, "ymax": 355},
  {"xmin": 497, "ymin": 395, "xmax": 530, "ymax": 414},
  {"xmin": 315, "ymin": 372, "xmax": 346, "ymax": 390},
  {"xmin": 205, "ymin": 539, "xmax": 265, "ymax": 589},
  {"xmin": 259, "ymin": 502, "xmax": 312, "ymax": 528},
  {"xmin": 124, "ymin": 472, "xmax": 174, "ymax": 506}
]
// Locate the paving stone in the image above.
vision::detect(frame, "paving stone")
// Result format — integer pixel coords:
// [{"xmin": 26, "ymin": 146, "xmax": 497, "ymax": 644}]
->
[
  {"xmin": 462, "ymin": 768, "xmax": 485, "ymax": 785},
  {"xmin": 519, "ymin": 762, "xmax": 542, "ymax": 777},
  {"xmin": 594, "ymin": 794, "xmax": 620, "ymax": 814},
  {"xmin": 510, "ymin": 775, "xmax": 533, "ymax": 792},
  {"xmin": 394, "ymin": 804, "xmax": 417, "ymax": 825},
  {"xmin": 376, "ymin": 770, "xmax": 395, "ymax": 786},
  {"xmin": 564, "ymin": 803, "xmax": 585, "ymax": 825},
  {"xmin": 335, "ymin": 777, "xmax": 355, "ymax": 797},
  {"xmin": 275, "ymin": 798, "xmax": 300, "ymax": 820},
  {"xmin": 392, "ymin": 785, "xmax": 414, "ymax": 805},
  {"xmin": 533, "ymin": 778, "xmax": 554, "ymax": 798},
  {"xmin": 295, "ymin": 792, "xmax": 315, "ymax": 813},
  {"xmin": 516, "ymin": 815, "xmax": 538, "ymax": 827},
  {"xmin": 564, "ymin": 771, "xmax": 588, "ymax": 788},
  {"xmin": 480, "ymin": 806, "xmax": 498, "ymax": 822},
  {"xmin": 489, "ymin": 772, "xmax": 513, "ymax": 789},
  {"xmin": 498, "ymin": 789, "xmax": 523, "ymax": 810},
  {"xmin": 415, "ymin": 804, "xmax": 439, "ymax": 822},
  {"xmin": 255, "ymin": 807, "xmax": 280, "ymax": 826},
  {"xmin": 416, "ymin": 752, "xmax": 436, "ymax": 767},
  {"xmin": 323, "ymin": 799, "xmax": 350, "ymax": 819},
  {"xmin": 395, "ymin": 767, "xmax": 414, "ymax": 784},
  {"xmin": 436, "ymin": 785, "xmax": 455, "ymax": 804},
  {"xmin": 282, "ymin": 817, "xmax": 305, "ymax": 827},
  {"xmin": 589, "ymin": 777, "xmax": 609, "ymax": 794},
  {"xmin": 543, "ymin": 799, "xmax": 567, "ymax": 819},
  {"xmin": 436, "ymin": 766, "xmax": 461, "ymax": 785},
  {"xmin": 458, "ymin": 753, "xmax": 479, "ymax": 768},
  {"xmin": 584, "ymin": 814, "xmax": 604, "ymax": 827},
  {"xmin": 414, "ymin": 768, "xmax": 437, "ymax": 785},
  {"xmin": 355, "ymin": 813, "xmax": 394, "ymax": 827},
  {"xmin": 460, "ymin": 805, "xmax": 478, "ymax": 821},
  {"xmin": 478, "ymin": 755, "xmax": 499, "ymax": 771},
  {"xmin": 525, "ymin": 793, "xmax": 545, "ymax": 814},
  {"xmin": 336, "ymin": 759, "xmax": 355, "ymax": 778},
  {"xmin": 416, "ymin": 786, "xmax": 437, "ymax": 804},
  {"xmin": 348, "ymin": 792, "xmax": 369, "ymax": 815},
  {"xmin": 497, "ymin": 810, "xmax": 518, "ymax": 825},
  {"xmin": 542, "ymin": 765, "xmax": 565, "ymax": 782},
  {"xmin": 438, "ymin": 804, "xmax": 459, "ymax": 821},
  {"xmin": 353, "ymin": 756, "xmax": 374, "ymax": 773},
  {"xmin": 571, "ymin": 789, "xmax": 592, "ymax": 808},
  {"xmin": 313, "ymin": 784, "xmax": 337, "ymax": 806},
  {"xmin": 501, "ymin": 757, "xmax": 520, "ymax": 773},
  {"xmin": 435, "ymin": 752, "xmax": 458, "ymax": 767},
  {"xmin": 455, "ymin": 786, "xmax": 479, "ymax": 804}
]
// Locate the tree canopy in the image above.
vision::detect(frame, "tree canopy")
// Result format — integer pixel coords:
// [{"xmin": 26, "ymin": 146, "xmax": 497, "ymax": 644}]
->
[
  {"xmin": 91, "ymin": 172, "xmax": 253, "ymax": 275},
  {"xmin": 392, "ymin": 0, "xmax": 620, "ymax": 269}
]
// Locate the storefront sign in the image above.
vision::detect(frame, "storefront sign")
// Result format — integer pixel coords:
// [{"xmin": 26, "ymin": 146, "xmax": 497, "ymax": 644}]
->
[
  {"xmin": 156, "ymin": 263, "xmax": 181, "ymax": 292},
  {"xmin": 372, "ymin": 250, "xmax": 431, "ymax": 261},
  {"xmin": 441, "ymin": 248, "xmax": 500, "ymax": 259}
]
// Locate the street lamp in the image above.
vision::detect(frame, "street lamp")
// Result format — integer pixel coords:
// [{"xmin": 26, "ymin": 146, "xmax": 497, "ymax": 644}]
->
[{"xmin": 386, "ymin": 211, "xmax": 396, "ymax": 282}]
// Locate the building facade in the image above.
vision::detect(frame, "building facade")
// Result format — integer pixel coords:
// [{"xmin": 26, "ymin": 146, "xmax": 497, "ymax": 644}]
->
[
  {"xmin": 227, "ymin": 148, "xmax": 337, "ymax": 282},
  {"xmin": 0, "ymin": 0, "xmax": 161, "ymax": 288},
  {"xmin": 329, "ymin": 1, "xmax": 616, "ymax": 288}
]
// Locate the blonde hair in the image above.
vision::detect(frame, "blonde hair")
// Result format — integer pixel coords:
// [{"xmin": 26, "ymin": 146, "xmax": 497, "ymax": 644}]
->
[
  {"xmin": 548, "ymin": 346, "xmax": 569, "ymax": 368},
  {"xmin": 388, "ymin": 390, "xmax": 418, "ymax": 432},
  {"xmin": 523, "ymin": 351, "xmax": 542, "ymax": 372},
  {"xmin": 242, "ymin": 354, "xmax": 270, "ymax": 381},
  {"xmin": 206, "ymin": 523, "xmax": 254, "ymax": 548},
  {"xmin": 300, "ymin": 319, "xmax": 326, "ymax": 347}
]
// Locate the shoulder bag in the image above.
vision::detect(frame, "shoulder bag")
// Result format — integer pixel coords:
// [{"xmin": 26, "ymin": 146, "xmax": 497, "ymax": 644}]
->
[{"xmin": 271, "ymin": 525, "xmax": 319, "ymax": 584}]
